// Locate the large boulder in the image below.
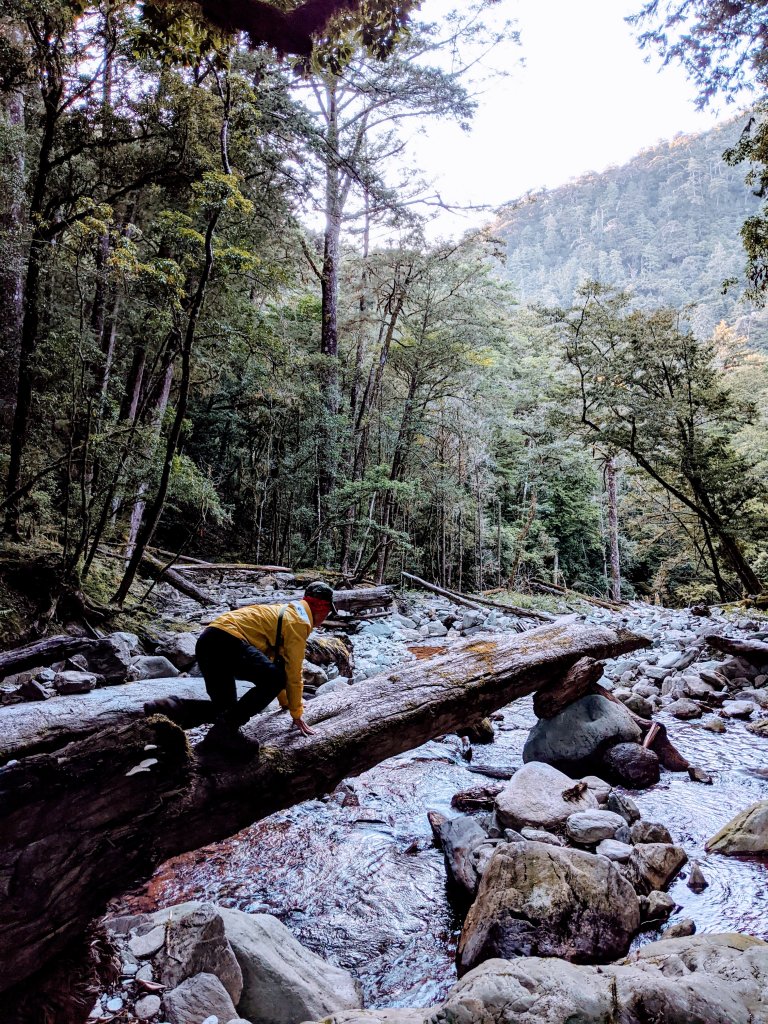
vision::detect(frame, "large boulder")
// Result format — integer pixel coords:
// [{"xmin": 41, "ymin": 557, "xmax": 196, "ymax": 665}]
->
[
  {"xmin": 456, "ymin": 841, "xmax": 640, "ymax": 975},
  {"xmin": 706, "ymin": 799, "xmax": 768, "ymax": 854},
  {"xmin": 152, "ymin": 903, "xmax": 242, "ymax": 1004},
  {"xmin": 523, "ymin": 694, "xmax": 642, "ymax": 774},
  {"xmin": 600, "ymin": 742, "xmax": 660, "ymax": 788},
  {"xmin": 106, "ymin": 901, "xmax": 360, "ymax": 1024},
  {"xmin": 495, "ymin": 762, "xmax": 597, "ymax": 832},
  {"xmin": 216, "ymin": 905, "xmax": 361, "ymax": 1024},
  {"xmin": 625, "ymin": 842, "xmax": 688, "ymax": 894},
  {"xmin": 303, "ymin": 935, "xmax": 768, "ymax": 1024}
]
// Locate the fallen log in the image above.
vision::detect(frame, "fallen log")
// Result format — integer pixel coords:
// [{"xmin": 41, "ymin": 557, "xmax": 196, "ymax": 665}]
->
[
  {"xmin": 0, "ymin": 619, "xmax": 648, "ymax": 994},
  {"xmin": 139, "ymin": 552, "xmax": 216, "ymax": 606},
  {"xmin": 705, "ymin": 634, "xmax": 768, "ymax": 664},
  {"xmin": 401, "ymin": 571, "xmax": 555, "ymax": 622},
  {"xmin": 173, "ymin": 562, "xmax": 293, "ymax": 573},
  {"xmin": 0, "ymin": 634, "xmax": 97, "ymax": 679}
]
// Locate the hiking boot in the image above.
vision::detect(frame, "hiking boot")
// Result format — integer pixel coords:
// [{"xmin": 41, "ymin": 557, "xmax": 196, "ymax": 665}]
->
[
  {"xmin": 144, "ymin": 695, "xmax": 184, "ymax": 720},
  {"xmin": 196, "ymin": 720, "xmax": 260, "ymax": 762}
]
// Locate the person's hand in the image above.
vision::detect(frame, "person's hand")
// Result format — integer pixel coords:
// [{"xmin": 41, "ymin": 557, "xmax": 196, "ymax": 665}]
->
[{"xmin": 292, "ymin": 716, "xmax": 316, "ymax": 736}]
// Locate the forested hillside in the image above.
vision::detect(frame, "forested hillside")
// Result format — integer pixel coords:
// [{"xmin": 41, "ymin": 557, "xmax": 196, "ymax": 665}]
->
[{"xmin": 496, "ymin": 119, "xmax": 768, "ymax": 346}]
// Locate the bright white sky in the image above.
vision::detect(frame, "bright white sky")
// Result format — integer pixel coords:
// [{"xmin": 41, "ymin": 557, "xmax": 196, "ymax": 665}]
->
[{"xmin": 411, "ymin": 0, "xmax": 727, "ymax": 236}]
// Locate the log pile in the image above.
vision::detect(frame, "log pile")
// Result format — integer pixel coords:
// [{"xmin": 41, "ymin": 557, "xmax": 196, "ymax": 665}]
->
[{"xmin": 0, "ymin": 619, "xmax": 648, "ymax": 996}]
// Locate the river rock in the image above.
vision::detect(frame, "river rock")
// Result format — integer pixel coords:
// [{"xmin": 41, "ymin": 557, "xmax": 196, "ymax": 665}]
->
[
  {"xmin": 706, "ymin": 799, "xmax": 768, "ymax": 854},
  {"xmin": 129, "ymin": 924, "xmax": 166, "ymax": 959},
  {"xmin": 523, "ymin": 695, "xmax": 642, "ymax": 774},
  {"xmin": 519, "ymin": 827, "xmax": 564, "ymax": 846},
  {"xmin": 456, "ymin": 842, "xmax": 640, "ymax": 974},
  {"xmin": 156, "ymin": 632, "xmax": 199, "ymax": 670},
  {"xmin": 54, "ymin": 669, "xmax": 98, "ymax": 694},
  {"xmin": 630, "ymin": 820, "xmax": 672, "ymax": 844},
  {"xmin": 595, "ymin": 838, "xmax": 632, "ymax": 862},
  {"xmin": 606, "ymin": 791, "xmax": 640, "ymax": 824},
  {"xmin": 435, "ymin": 814, "xmax": 488, "ymax": 899},
  {"xmin": 721, "ymin": 699, "xmax": 754, "ymax": 718},
  {"xmin": 746, "ymin": 717, "xmax": 768, "ymax": 737},
  {"xmin": 687, "ymin": 862, "xmax": 708, "ymax": 892},
  {"xmin": 702, "ymin": 714, "xmax": 727, "ymax": 733},
  {"xmin": 565, "ymin": 809, "xmax": 626, "ymax": 844},
  {"xmin": 495, "ymin": 762, "xmax": 597, "ymax": 832},
  {"xmin": 134, "ymin": 994, "xmax": 162, "ymax": 1020},
  {"xmin": 18, "ymin": 678, "xmax": 48, "ymax": 701},
  {"xmin": 625, "ymin": 842, "xmax": 688, "ymax": 894},
  {"xmin": 153, "ymin": 902, "xmax": 242, "ymax": 1004},
  {"xmin": 643, "ymin": 890, "xmax": 676, "ymax": 923},
  {"xmin": 600, "ymin": 742, "xmax": 660, "ymax": 788},
  {"xmin": 664, "ymin": 918, "xmax": 697, "ymax": 938},
  {"xmin": 131, "ymin": 655, "xmax": 179, "ymax": 680},
  {"xmin": 666, "ymin": 698, "xmax": 702, "ymax": 720},
  {"xmin": 620, "ymin": 692, "xmax": 653, "ymax": 718},
  {"xmin": 84, "ymin": 635, "xmax": 134, "ymax": 684},
  {"xmin": 163, "ymin": 972, "xmax": 237, "ymax": 1024}
]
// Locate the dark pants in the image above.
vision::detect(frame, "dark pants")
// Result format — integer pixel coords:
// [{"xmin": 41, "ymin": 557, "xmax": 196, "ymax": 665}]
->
[{"xmin": 175, "ymin": 626, "xmax": 286, "ymax": 728}]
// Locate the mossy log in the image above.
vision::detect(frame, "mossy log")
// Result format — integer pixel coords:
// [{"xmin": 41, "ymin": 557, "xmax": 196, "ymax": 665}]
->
[{"xmin": 0, "ymin": 619, "xmax": 648, "ymax": 996}]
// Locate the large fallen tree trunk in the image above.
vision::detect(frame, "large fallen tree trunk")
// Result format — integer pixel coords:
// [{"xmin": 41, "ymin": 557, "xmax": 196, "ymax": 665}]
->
[
  {"xmin": 0, "ymin": 619, "xmax": 648, "ymax": 996},
  {"xmin": 705, "ymin": 633, "xmax": 768, "ymax": 664},
  {"xmin": 241, "ymin": 585, "xmax": 394, "ymax": 616},
  {"xmin": 0, "ymin": 634, "xmax": 97, "ymax": 678}
]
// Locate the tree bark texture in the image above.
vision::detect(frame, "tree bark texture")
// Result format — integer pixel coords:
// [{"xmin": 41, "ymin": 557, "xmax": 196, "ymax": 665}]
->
[
  {"xmin": 0, "ymin": 619, "xmax": 648, "ymax": 993},
  {"xmin": 705, "ymin": 633, "xmax": 768, "ymax": 664},
  {"xmin": 606, "ymin": 457, "xmax": 621, "ymax": 603}
]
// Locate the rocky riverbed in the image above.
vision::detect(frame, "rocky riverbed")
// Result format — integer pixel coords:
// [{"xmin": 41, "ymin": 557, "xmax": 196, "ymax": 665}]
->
[{"xmin": 9, "ymin": 573, "xmax": 766, "ymax": 1023}]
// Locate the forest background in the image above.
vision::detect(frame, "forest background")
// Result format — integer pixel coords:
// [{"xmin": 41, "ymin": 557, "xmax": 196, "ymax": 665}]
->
[{"xmin": 1, "ymin": 0, "xmax": 767, "ymax": 637}]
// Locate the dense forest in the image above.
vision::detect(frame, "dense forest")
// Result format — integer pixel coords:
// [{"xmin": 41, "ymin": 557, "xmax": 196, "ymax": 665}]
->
[{"xmin": 0, "ymin": 0, "xmax": 767, "ymax": 633}]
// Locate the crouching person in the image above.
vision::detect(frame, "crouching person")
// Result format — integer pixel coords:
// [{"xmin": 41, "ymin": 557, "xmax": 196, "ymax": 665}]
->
[{"xmin": 145, "ymin": 581, "xmax": 336, "ymax": 760}]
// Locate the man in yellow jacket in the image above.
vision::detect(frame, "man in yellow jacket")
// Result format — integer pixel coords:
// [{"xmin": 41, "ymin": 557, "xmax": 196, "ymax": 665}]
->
[{"xmin": 146, "ymin": 581, "xmax": 336, "ymax": 759}]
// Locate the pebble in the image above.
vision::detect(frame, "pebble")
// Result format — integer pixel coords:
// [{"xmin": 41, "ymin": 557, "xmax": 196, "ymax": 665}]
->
[{"xmin": 105, "ymin": 996, "xmax": 124, "ymax": 1012}]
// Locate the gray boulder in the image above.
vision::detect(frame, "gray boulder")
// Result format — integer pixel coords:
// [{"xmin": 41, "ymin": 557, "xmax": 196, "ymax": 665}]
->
[
  {"xmin": 630, "ymin": 819, "xmax": 673, "ymax": 844},
  {"xmin": 495, "ymin": 762, "xmax": 597, "ymax": 832},
  {"xmin": 523, "ymin": 694, "xmax": 642, "ymax": 774},
  {"xmin": 163, "ymin": 972, "xmax": 237, "ymax": 1024},
  {"xmin": 706, "ymin": 799, "xmax": 768, "ymax": 854},
  {"xmin": 565, "ymin": 809, "xmax": 626, "ymax": 845},
  {"xmin": 666, "ymin": 698, "xmax": 702, "ymax": 720},
  {"xmin": 456, "ymin": 841, "xmax": 640, "ymax": 974},
  {"xmin": 131, "ymin": 655, "xmax": 179, "ymax": 680},
  {"xmin": 430, "ymin": 934, "xmax": 768, "ymax": 1024},
  {"xmin": 625, "ymin": 842, "xmax": 688, "ymax": 894},
  {"xmin": 54, "ymin": 669, "xmax": 97, "ymax": 694},
  {"xmin": 606, "ymin": 791, "xmax": 641, "ymax": 824},
  {"xmin": 156, "ymin": 632, "xmax": 199, "ymax": 670},
  {"xmin": 84, "ymin": 635, "xmax": 134, "ymax": 685},
  {"xmin": 216, "ymin": 905, "xmax": 361, "ymax": 1023},
  {"xmin": 153, "ymin": 902, "xmax": 242, "ymax": 1004},
  {"xmin": 595, "ymin": 838, "xmax": 632, "ymax": 862},
  {"xmin": 435, "ymin": 814, "xmax": 488, "ymax": 899}
]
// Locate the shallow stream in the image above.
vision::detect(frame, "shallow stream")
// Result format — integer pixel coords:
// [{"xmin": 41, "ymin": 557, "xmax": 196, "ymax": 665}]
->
[{"xmin": 118, "ymin": 687, "xmax": 768, "ymax": 1010}]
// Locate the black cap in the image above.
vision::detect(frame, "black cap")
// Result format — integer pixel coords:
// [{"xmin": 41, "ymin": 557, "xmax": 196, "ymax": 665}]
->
[{"xmin": 303, "ymin": 580, "xmax": 338, "ymax": 614}]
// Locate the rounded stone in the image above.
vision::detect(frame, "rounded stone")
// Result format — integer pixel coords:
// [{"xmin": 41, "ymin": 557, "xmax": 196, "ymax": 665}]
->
[
  {"xmin": 134, "ymin": 994, "xmax": 162, "ymax": 1020},
  {"xmin": 566, "ymin": 809, "xmax": 627, "ymax": 845}
]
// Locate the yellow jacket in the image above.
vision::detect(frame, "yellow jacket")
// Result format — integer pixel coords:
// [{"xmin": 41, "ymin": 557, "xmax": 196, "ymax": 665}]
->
[{"xmin": 210, "ymin": 599, "xmax": 314, "ymax": 720}]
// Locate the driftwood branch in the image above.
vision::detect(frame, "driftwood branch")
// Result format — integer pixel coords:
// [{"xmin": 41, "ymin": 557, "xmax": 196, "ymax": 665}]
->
[
  {"xmin": 530, "ymin": 577, "xmax": 624, "ymax": 611},
  {"xmin": 401, "ymin": 571, "xmax": 555, "ymax": 622},
  {"xmin": 0, "ymin": 635, "xmax": 97, "ymax": 679},
  {"xmin": 139, "ymin": 552, "xmax": 216, "ymax": 606},
  {"xmin": 0, "ymin": 620, "xmax": 648, "ymax": 994}
]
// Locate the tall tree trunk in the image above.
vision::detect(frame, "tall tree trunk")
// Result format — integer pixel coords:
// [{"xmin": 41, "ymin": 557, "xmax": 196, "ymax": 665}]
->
[
  {"xmin": 0, "ymin": 59, "xmax": 25, "ymax": 436},
  {"xmin": 606, "ymin": 456, "xmax": 621, "ymax": 602}
]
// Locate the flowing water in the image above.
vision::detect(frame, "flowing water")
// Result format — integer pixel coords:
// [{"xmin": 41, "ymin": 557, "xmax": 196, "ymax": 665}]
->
[{"xmin": 117, "ymin": 689, "xmax": 768, "ymax": 1010}]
